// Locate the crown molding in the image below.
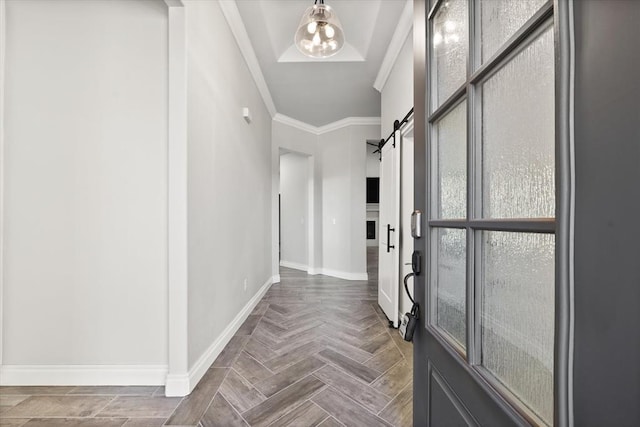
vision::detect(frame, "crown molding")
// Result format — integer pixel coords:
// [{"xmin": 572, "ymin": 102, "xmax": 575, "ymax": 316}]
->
[
  {"xmin": 219, "ymin": 0, "xmax": 277, "ymax": 117},
  {"xmin": 274, "ymin": 114, "xmax": 381, "ymax": 136},
  {"xmin": 163, "ymin": 0, "xmax": 183, "ymax": 7},
  {"xmin": 273, "ymin": 113, "xmax": 319, "ymax": 135},
  {"xmin": 373, "ymin": 0, "xmax": 413, "ymax": 93},
  {"xmin": 317, "ymin": 117, "xmax": 381, "ymax": 134}
]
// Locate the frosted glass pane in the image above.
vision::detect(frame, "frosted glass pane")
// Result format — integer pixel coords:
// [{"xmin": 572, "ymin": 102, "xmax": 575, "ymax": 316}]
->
[
  {"xmin": 432, "ymin": 0, "xmax": 468, "ymax": 108},
  {"xmin": 434, "ymin": 228, "xmax": 466, "ymax": 348},
  {"xmin": 481, "ymin": 231, "xmax": 554, "ymax": 424},
  {"xmin": 482, "ymin": 26, "xmax": 555, "ymax": 219},
  {"xmin": 436, "ymin": 102, "xmax": 466, "ymax": 219},
  {"xmin": 480, "ymin": 0, "xmax": 547, "ymax": 63}
]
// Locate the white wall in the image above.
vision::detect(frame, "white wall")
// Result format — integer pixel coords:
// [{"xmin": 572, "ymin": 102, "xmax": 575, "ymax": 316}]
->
[
  {"xmin": 184, "ymin": 0, "xmax": 272, "ymax": 371},
  {"xmin": 279, "ymin": 152, "xmax": 309, "ymax": 269},
  {"xmin": 319, "ymin": 125, "xmax": 378, "ymax": 280},
  {"xmin": 381, "ymin": 33, "xmax": 413, "ymax": 138},
  {"xmin": 367, "ymin": 148, "xmax": 381, "ymax": 178},
  {"xmin": 2, "ymin": 0, "xmax": 168, "ymax": 380},
  {"xmin": 381, "ymin": 31, "xmax": 414, "ymax": 316}
]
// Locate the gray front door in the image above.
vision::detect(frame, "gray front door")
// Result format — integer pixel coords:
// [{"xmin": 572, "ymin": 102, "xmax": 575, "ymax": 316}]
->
[{"xmin": 412, "ymin": 0, "xmax": 569, "ymax": 425}]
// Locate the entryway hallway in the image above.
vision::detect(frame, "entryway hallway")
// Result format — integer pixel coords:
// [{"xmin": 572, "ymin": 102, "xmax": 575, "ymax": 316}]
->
[{"xmin": 0, "ymin": 248, "xmax": 413, "ymax": 426}]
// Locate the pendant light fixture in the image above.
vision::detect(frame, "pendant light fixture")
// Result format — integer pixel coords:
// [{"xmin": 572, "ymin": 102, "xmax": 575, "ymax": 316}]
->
[{"xmin": 294, "ymin": 0, "xmax": 345, "ymax": 58}]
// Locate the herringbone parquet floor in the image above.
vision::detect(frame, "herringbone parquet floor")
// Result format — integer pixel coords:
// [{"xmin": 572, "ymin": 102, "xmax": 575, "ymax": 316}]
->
[{"xmin": 0, "ymin": 249, "xmax": 413, "ymax": 427}]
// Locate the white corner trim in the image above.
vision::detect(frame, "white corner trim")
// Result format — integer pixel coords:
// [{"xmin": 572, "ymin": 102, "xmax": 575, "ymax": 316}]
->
[
  {"xmin": 0, "ymin": 0, "xmax": 6, "ymax": 370},
  {"xmin": 279, "ymin": 260, "xmax": 308, "ymax": 272},
  {"xmin": 314, "ymin": 268, "xmax": 369, "ymax": 281},
  {"xmin": 0, "ymin": 365, "xmax": 168, "ymax": 386},
  {"xmin": 166, "ymin": 2, "xmax": 190, "ymax": 395},
  {"xmin": 272, "ymin": 274, "xmax": 281, "ymax": 284},
  {"xmin": 219, "ymin": 0, "xmax": 277, "ymax": 117},
  {"xmin": 274, "ymin": 114, "xmax": 381, "ymax": 136},
  {"xmin": 166, "ymin": 276, "xmax": 274, "ymax": 397},
  {"xmin": 373, "ymin": 0, "xmax": 413, "ymax": 93}
]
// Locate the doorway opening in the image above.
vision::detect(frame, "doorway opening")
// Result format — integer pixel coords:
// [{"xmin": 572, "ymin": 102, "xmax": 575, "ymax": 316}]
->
[{"xmin": 279, "ymin": 149, "xmax": 314, "ymax": 273}]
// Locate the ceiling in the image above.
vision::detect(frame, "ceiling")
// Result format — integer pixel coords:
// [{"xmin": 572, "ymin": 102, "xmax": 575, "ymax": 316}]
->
[{"xmin": 234, "ymin": 0, "xmax": 409, "ymax": 127}]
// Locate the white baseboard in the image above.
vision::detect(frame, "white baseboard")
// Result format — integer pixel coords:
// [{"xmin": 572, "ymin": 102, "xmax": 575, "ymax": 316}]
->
[
  {"xmin": 307, "ymin": 267, "xmax": 320, "ymax": 275},
  {"xmin": 0, "ymin": 365, "xmax": 167, "ymax": 386},
  {"xmin": 279, "ymin": 260, "xmax": 308, "ymax": 271},
  {"xmin": 165, "ymin": 275, "xmax": 274, "ymax": 397},
  {"xmin": 164, "ymin": 373, "xmax": 189, "ymax": 396},
  {"xmin": 312, "ymin": 268, "xmax": 368, "ymax": 281},
  {"xmin": 272, "ymin": 274, "xmax": 281, "ymax": 284}
]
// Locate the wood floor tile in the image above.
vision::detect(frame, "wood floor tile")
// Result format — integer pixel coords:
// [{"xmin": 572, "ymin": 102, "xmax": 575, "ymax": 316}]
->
[
  {"xmin": 212, "ymin": 336, "xmax": 250, "ymax": 368},
  {"xmin": 244, "ymin": 337, "xmax": 279, "ymax": 363},
  {"xmin": 96, "ymin": 396, "xmax": 182, "ymax": 418},
  {"xmin": 0, "ymin": 419, "xmax": 30, "ymax": 427},
  {"xmin": 255, "ymin": 357, "xmax": 325, "ymax": 397},
  {"xmin": 364, "ymin": 341, "xmax": 403, "ymax": 373},
  {"xmin": 268, "ymin": 400, "xmax": 329, "ymax": 427},
  {"xmin": 389, "ymin": 333, "xmax": 413, "ymax": 361},
  {"xmin": 311, "ymin": 388, "xmax": 391, "ymax": 427},
  {"xmin": 321, "ymin": 336, "xmax": 374, "ymax": 364},
  {"xmin": 0, "ymin": 395, "xmax": 29, "ymax": 407},
  {"xmin": 236, "ymin": 315, "xmax": 263, "ymax": 336},
  {"xmin": 242, "ymin": 376, "xmax": 326, "ymax": 427},
  {"xmin": 232, "ymin": 352, "xmax": 273, "ymax": 384},
  {"xmin": 251, "ymin": 327, "xmax": 283, "ymax": 350},
  {"xmin": 3, "ymin": 396, "xmax": 114, "ymax": 418},
  {"xmin": 371, "ymin": 360, "xmax": 412, "ymax": 398},
  {"xmin": 316, "ymin": 349, "xmax": 381, "ymax": 384},
  {"xmin": 67, "ymin": 386, "xmax": 158, "ymax": 396},
  {"xmin": 263, "ymin": 341, "xmax": 324, "ymax": 372},
  {"xmin": 317, "ymin": 326, "xmax": 368, "ymax": 348},
  {"xmin": 313, "ymin": 365, "xmax": 390, "ymax": 414},
  {"xmin": 0, "ymin": 387, "xmax": 74, "ymax": 396},
  {"xmin": 199, "ymin": 393, "xmax": 248, "ymax": 427},
  {"xmin": 379, "ymin": 381, "xmax": 413, "ymax": 427},
  {"xmin": 20, "ymin": 419, "xmax": 127, "ymax": 427},
  {"xmin": 316, "ymin": 417, "xmax": 343, "ymax": 427},
  {"xmin": 269, "ymin": 334, "xmax": 324, "ymax": 358},
  {"xmin": 164, "ymin": 367, "xmax": 227, "ymax": 425},
  {"xmin": 359, "ymin": 333, "xmax": 391, "ymax": 354},
  {"xmin": 251, "ymin": 301, "xmax": 269, "ymax": 316},
  {"xmin": 121, "ymin": 419, "xmax": 167, "ymax": 427},
  {"xmin": 219, "ymin": 369, "xmax": 266, "ymax": 413}
]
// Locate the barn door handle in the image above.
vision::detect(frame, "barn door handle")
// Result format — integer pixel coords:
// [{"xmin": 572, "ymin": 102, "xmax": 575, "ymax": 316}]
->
[{"xmin": 387, "ymin": 224, "xmax": 395, "ymax": 252}]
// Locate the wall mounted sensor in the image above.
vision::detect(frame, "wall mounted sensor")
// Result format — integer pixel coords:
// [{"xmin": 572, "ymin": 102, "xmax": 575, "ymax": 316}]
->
[{"xmin": 242, "ymin": 107, "xmax": 252, "ymax": 124}]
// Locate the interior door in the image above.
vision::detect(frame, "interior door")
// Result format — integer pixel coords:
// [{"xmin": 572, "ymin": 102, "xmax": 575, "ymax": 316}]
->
[
  {"xmin": 378, "ymin": 133, "xmax": 401, "ymax": 327},
  {"xmin": 413, "ymin": 0, "xmax": 568, "ymax": 425}
]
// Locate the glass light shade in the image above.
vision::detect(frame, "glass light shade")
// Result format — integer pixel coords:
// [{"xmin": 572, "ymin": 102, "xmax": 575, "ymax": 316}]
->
[{"xmin": 295, "ymin": 4, "xmax": 345, "ymax": 58}]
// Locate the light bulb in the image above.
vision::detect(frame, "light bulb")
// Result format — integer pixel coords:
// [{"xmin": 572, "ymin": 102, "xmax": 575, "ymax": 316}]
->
[
  {"xmin": 294, "ymin": 3, "xmax": 345, "ymax": 58},
  {"xmin": 307, "ymin": 21, "xmax": 317, "ymax": 34},
  {"xmin": 325, "ymin": 24, "xmax": 335, "ymax": 38}
]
